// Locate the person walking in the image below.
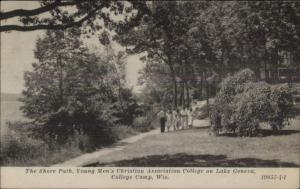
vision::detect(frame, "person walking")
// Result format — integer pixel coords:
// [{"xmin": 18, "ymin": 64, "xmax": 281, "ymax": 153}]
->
[
  {"xmin": 188, "ymin": 107, "xmax": 194, "ymax": 128},
  {"xmin": 172, "ymin": 109, "xmax": 178, "ymax": 131},
  {"xmin": 180, "ymin": 107, "xmax": 188, "ymax": 130},
  {"xmin": 177, "ymin": 109, "xmax": 182, "ymax": 130},
  {"xmin": 184, "ymin": 107, "xmax": 189, "ymax": 129},
  {"xmin": 158, "ymin": 108, "xmax": 166, "ymax": 133},
  {"xmin": 166, "ymin": 109, "xmax": 172, "ymax": 132}
]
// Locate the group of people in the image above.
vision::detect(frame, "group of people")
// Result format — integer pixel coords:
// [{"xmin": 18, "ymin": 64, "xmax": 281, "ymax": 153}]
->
[{"xmin": 158, "ymin": 107, "xmax": 194, "ymax": 133}]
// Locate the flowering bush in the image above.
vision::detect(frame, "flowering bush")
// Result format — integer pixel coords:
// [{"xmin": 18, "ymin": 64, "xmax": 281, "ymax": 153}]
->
[{"xmin": 210, "ymin": 69, "xmax": 293, "ymax": 136}]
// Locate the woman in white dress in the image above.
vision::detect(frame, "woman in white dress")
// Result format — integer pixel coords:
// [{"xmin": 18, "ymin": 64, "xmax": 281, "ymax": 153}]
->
[
  {"xmin": 180, "ymin": 107, "xmax": 189, "ymax": 129},
  {"xmin": 188, "ymin": 107, "xmax": 194, "ymax": 128},
  {"xmin": 166, "ymin": 110, "xmax": 172, "ymax": 132},
  {"xmin": 172, "ymin": 109, "xmax": 178, "ymax": 131}
]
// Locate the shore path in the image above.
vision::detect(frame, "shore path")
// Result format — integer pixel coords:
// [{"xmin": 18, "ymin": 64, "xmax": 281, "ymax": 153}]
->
[{"xmin": 52, "ymin": 100, "xmax": 210, "ymax": 167}]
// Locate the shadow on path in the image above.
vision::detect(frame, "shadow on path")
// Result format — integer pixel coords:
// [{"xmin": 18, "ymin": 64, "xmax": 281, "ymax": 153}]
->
[
  {"xmin": 217, "ymin": 129, "xmax": 300, "ymax": 137},
  {"xmin": 259, "ymin": 129, "xmax": 300, "ymax": 136},
  {"xmin": 85, "ymin": 153, "xmax": 299, "ymax": 167}
]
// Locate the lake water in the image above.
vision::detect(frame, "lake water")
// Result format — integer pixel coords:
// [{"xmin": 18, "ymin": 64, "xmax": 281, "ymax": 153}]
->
[{"xmin": 1, "ymin": 97, "xmax": 26, "ymax": 135}]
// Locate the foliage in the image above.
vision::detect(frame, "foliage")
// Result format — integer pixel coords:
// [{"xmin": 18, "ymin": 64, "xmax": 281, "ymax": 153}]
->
[
  {"xmin": 133, "ymin": 116, "xmax": 148, "ymax": 128},
  {"xmin": 108, "ymin": 88, "xmax": 141, "ymax": 125},
  {"xmin": 116, "ymin": 1, "xmax": 299, "ymax": 108},
  {"xmin": 20, "ymin": 29, "xmax": 139, "ymax": 146},
  {"xmin": 269, "ymin": 84, "xmax": 294, "ymax": 130},
  {"xmin": 210, "ymin": 69, "xmax": 294, "ymax": 136},
  {"xmin": 0, "ymin": 120, "xmax": 145, "ymax": 166},
  {"xmin": 110, "ymin": 126, "xmax": 140, "ymax": 141},
  {"xmin": 1, "ymin": 130, "xmax": 49, "ymax": 165},
  {"xmin": 138, "ymin": 60, "xmax": 174, "ymax": 107},
  {"xmin": 116, "ymin": 1, "xmax": 213, "ymax": 108},
  {"xmin": 133, "ymin": 115, "xmax": 157, "ymax": 132},
  {"xmin": 0, "ymin": 124, "xmax": 98, "ymax": 165}
]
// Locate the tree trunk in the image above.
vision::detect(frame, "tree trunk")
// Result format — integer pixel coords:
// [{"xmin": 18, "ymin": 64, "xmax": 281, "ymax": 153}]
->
[
  {"xmin": 170, "ymin": 65, "xmax": 178, "ymax": 108},
  {"xmin": 57, "ymin": 54, "xmax": 63, "ymax": 104},
  {"xmin": 264, "ymin": 59, "xmax": 268, "ymax": 82},
  {"xmin": 254, "ymin": 66, "xmax": 261, "ymax": 81},
  {"xmin": 183, "ymin": 82, "xmax": 186, "ymax": 107},
  {"xmin": 180, "ymin": 81, "xmax": 185, "ymax": 107},
  {"xmin": 166, "ymin": 56, "xmax": 178, "ymax": 108},
  {"xmin": 204, "ymin": 71, "xmax": 209, "ymax": 115},
  {"xmin": 273, "ymin": 49, "xmax": 279, "ymax": 83},
  {"xmin": 186, "ymin": 81, "xmax": 190, "ymax": 108},
  {"xmin": 200, "ymin": 71, "xmax": 203, "ymax": 100},
  {"xmin": 174, "ymin": 79, "xmax": 178, "ymax": 108}
]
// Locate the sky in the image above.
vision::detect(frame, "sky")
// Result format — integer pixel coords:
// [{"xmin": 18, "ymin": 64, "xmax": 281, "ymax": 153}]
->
[{"xmin": 1, "ymin": 1, "xmax": 144, "ymax": 94}]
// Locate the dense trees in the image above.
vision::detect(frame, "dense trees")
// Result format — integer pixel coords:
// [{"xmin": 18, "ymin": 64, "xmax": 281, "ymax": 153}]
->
[
  {"xmin": 3, "ymin": 1, "xmax": 298, "ymax": 87},
  {"xmin": 116, "ymin": 1, "xmax": 299, "ymax": 108},
  {"xmin": 216, "ymin": 1, "xmax": 300, "ymax": 81},
  {"xmin": 116, "ymin": 1, "xmax": 208, "ymax": 108}
]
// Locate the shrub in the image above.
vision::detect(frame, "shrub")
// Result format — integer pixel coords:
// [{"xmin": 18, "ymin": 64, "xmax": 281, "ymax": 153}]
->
[
  {"xmin": 210, "ymin": 69, "xmax": 294, "ymax": 136},
  {"xmin": 0, "ymin": 130, "xmax": 49, "ymax": 165},
  {"xmin": 133, "ymin": 116, "xmax": 155, "ymax": 132},
  {"xmin": 110, "ymin": 126, "xmax": 140, "ymax": 140},
  {"xmin": 230, "ymin": 82, "xmax": 272, "ymax": 136},
  {"xmin": 269, "ymin": 84, "xmax": 294, "ymax": 130},
  {"xmin": 133, "ymin": 116, "xmax": 147, "ymax": 127},
  {"xmin": 0, "ymin": 121, "xmax": 117, "ymax": 165},
  {"xmin": 217, "ymin": 68, "xmax": 256, "ymax": 102}
]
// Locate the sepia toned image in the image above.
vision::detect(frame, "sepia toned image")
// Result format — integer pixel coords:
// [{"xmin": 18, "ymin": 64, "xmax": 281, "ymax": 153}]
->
[{"xmin": 1, "ymin": 1, "xmax": 299, "ymax": 188}]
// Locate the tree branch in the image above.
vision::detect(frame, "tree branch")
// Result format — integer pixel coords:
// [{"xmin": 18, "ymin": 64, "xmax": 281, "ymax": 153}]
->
[
  {"xmin": 0, "ymin": 1, "xmax": 78, "ymax": 20},
  {"xmin": 0, "ymin": 7, "xmax": 99, "ymax": 32}
]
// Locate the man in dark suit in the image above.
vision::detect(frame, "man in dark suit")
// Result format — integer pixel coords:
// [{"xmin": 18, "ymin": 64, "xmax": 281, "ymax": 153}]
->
[{"xmin": 158, "ymin": 108, "xmax": 166, "ymax": 133}]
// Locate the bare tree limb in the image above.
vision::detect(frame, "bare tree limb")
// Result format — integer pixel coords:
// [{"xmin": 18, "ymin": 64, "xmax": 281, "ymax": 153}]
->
[
  {"xmin": 0, "ymin": 6, "xmax": 101, "ymax": 32},
  {"xmin": 0, "ymin": 1, "xmax": 78, "ymax": 20}
]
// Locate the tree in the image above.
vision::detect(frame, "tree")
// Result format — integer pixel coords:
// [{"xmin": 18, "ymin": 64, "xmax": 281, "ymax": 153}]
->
[
  {"xmin": 138, "ymin": 57, "xmax": 174, "ymax": 107},
  {"xmin": 116, "ymin": 1, "xmax": 212, "ymax": 108},
  {"xmin": 20, "ymin": 28, "xmax": 120, "ymax": 144},
  {"xmin": 207, "ymin": 1, "xmax": 300, "ymax": 80}
]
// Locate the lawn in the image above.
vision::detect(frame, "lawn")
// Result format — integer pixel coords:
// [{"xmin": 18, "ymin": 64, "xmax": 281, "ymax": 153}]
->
[{"xmin": 86, "ymin": 119, "xmax": 300, "ymax": 167}]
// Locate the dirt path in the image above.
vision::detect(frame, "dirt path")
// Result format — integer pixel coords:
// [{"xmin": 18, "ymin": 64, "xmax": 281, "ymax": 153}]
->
[
  {"xmin": 52, "ymin": 128, "xmax": 160, "ymax": 167},
  {"xmin": 52, "ymin": 100, "xmax": 210, "ymax": 167}
]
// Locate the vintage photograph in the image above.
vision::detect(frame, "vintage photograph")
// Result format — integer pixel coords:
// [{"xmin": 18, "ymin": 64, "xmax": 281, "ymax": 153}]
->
[{"xmin": 1, "ymin": 0, "xmax": 299, "ymax": 172}]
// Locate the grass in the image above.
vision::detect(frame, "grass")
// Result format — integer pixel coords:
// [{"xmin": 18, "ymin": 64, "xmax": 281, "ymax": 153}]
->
[{"xmin": 86, "ymin": 121, "xmax": 300, "ymax": 167}]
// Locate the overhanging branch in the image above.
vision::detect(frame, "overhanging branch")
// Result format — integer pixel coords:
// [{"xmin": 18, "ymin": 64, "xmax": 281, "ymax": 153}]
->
[
  {"xmin": 0, "ymin": 1, "xmax": 78, "ymax": 20},
  {"xmin": 0, "ymin": 6, "xmax": 100, "ymax": 32}
]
